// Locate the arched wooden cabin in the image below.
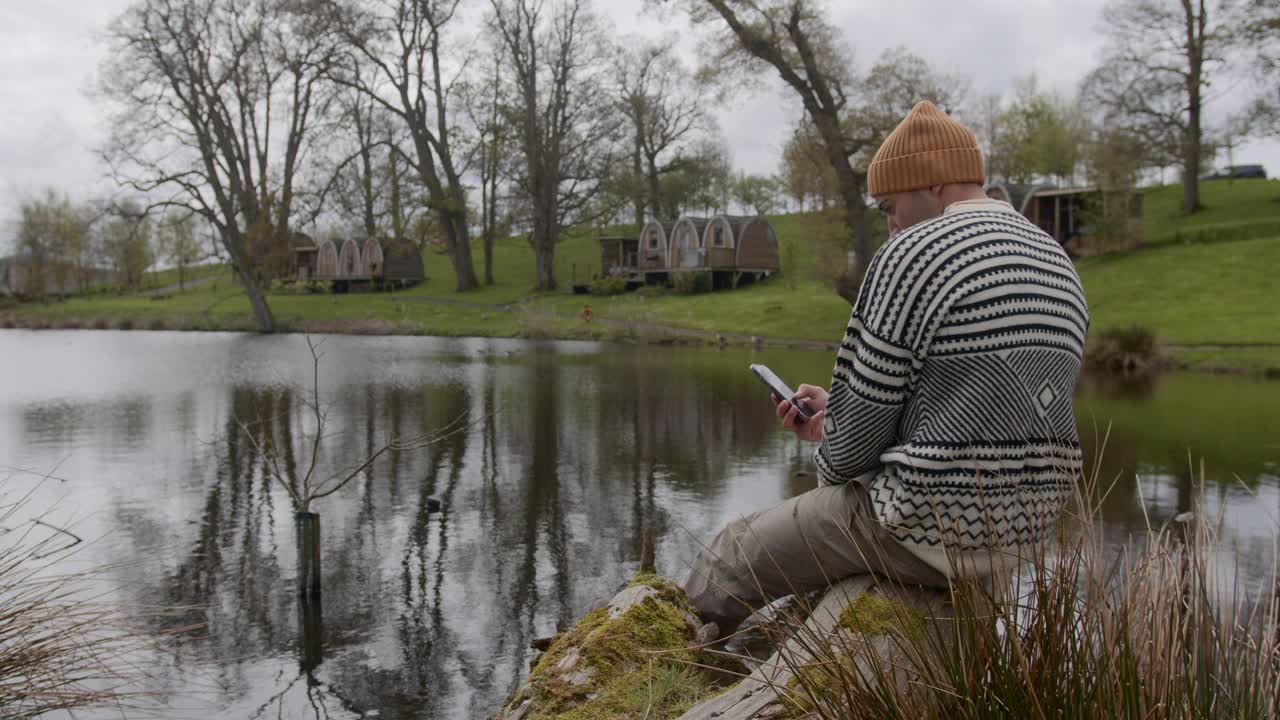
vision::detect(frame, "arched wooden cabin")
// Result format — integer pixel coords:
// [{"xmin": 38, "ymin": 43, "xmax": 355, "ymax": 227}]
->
[
  {"xmin": 668, "ymin": 217, "xmax": 709, "ymax": 269},
  {"xmin": 380, "ymin": 238, "xmax": 425, "ymax": 286},
  {"xmin": 707, "ymin": 215, "xmax": 780, "ymax": 272},
  {"xmin": 637, "ymin": 219, "xmax": 676, "ymax": 272},
  {"xmin": 337, "ymin": 238, "xmax": 362, "ymax": 279},
  {"xmin": 361, "ymin": 238, "xmax": 385, "ymax": 276},
  {"xmin": 584, "ymin": 214, "xmax": 780, "ymax": 293},
  {"xmin": 301, "ymin": 236, "xmax": 423, "ymax": 291},
  {"xmin": 316, "ymin": 240, "xmax": 339, "ymax": 279}
]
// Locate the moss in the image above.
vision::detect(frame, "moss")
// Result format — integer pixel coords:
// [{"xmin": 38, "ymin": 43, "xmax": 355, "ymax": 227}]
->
[
  {"xmin": 510, "ymin": 572, "xmax": 731, "ymax": 720},
  {"xmin": 837, "ymin": 593, "xmax": 926, "ymax": 640}
]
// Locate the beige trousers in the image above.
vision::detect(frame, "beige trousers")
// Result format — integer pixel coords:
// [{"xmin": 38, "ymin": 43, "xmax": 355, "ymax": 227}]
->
[{"xmin": 683, "ymin": 481, "xmax": 948, "ymax": 630}]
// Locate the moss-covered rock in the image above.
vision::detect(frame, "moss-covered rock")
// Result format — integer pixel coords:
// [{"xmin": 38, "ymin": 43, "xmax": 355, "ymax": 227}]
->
[
  {"xmin": 836, "ymin": 593, "xmax": 926, "ymax": 639},
  {"xmin": 494, "ymin": 572, "xmax": 735, "ymax": 720}
]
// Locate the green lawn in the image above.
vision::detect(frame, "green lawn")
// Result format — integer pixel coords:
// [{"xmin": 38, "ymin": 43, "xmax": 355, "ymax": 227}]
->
[
  {"xmin": 1076, "ymin": 234, "xmax": 1280, "ymax": 345},
  {"xmin": 1142, "ymin": 178, "xmax": 1280, "ymax": 246},
  {"xmin": 6, "ymin": 185, "xmax": 1276, "ymax": 375},
  {"xmin": 140, "ymin": 262, "xmax": 230, "ymax": 291}
]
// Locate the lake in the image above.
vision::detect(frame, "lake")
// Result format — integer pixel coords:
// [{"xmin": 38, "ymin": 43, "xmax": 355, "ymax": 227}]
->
[{"xmin": 2, "ymin": 330, "xmax": 1277, "ymax": 719}]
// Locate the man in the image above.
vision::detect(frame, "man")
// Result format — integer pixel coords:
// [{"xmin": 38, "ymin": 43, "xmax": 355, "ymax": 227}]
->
[{"xmin": 684, "ymin": 100, "xmax": 1089, "ymax": 632}]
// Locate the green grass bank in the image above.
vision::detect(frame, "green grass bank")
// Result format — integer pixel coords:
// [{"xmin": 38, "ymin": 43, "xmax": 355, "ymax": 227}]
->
[{"xmin": 5, "ymin": 180, "xmax": 1279, "ymax": 375}]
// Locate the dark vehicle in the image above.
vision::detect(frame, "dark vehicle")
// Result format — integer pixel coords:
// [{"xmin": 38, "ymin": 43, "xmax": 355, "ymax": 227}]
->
[{"xmin": 1202, "ymin": 164, "xmax": 1267, "ymax": 180}]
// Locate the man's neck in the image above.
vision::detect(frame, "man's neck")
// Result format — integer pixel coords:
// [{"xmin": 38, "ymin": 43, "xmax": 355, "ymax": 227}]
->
[{"xmin": 938, "ymin": 184, "xmax": 989, "ymax": 206}]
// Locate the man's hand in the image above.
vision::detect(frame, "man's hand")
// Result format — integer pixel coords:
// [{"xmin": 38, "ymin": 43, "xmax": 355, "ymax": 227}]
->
[{"xmin": 771, "ymin": 383, "xmax": 827, "ymax": 443}]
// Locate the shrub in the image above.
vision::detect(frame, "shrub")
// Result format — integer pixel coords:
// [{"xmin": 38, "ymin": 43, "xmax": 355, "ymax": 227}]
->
[
  {"xmin": 672, "ymin": 271, "xmax": 712, "ymax": 295},
  {"xmin": 1085, "ymin": 325, "xmax": 1165, "ymax": 374},
  {"xmin": 589, "ymin": 274, "xmax": 629, "ymax": 296}
]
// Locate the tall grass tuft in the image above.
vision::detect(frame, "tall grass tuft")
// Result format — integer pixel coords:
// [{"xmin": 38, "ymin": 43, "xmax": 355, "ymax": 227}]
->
[
  {"xmin": 0, "ymin": 477, "xmax": 182, "ymax": 718},
  {"xmin": 759, "ymin": 463, "xmax": 1280, "ymax": 720}
]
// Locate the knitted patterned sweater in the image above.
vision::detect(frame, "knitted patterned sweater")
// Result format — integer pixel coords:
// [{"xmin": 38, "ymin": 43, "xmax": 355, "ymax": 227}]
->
[{"xmin": 815, "ymin": 198, "xmax": 1089, "ymax": 576}]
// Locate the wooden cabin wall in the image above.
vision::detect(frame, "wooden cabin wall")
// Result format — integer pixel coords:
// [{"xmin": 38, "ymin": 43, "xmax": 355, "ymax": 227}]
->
[
  {"xmin": 362, "ymin": 240, "xmax": 385, "ymax": 276},
  {"xmin": 638, "ymin": 222, "xmax": 667, "ymax": 270},
  {"xmin": 339, "ymin": 239, "xmax": 363, "ymax": 278},
  {"xmin": 735, "ymin": 221, "xmax": 780, "ymax": 270},
  {"xmin": 317, "ymin": 242, "xmax": 339, "ymax": 278}
]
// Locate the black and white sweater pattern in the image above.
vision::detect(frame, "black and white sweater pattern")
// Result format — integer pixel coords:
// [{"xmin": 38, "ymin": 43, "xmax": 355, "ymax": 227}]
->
[{"xmin": 815, "ymin": 200, "xmax": 1088, "ymax": 574}]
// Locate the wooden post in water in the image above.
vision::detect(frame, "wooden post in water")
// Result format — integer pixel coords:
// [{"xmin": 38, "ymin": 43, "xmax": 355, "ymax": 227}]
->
[
  {"xmin": 298, "ymin": 593, "xmax": 324, "ymax": 673},
  {"xmin": 640, "ymin": 527, "xmax": 656, "ymax": 574},
  {"xmin": 295, "ymin": 511, "xmax": 322, "ymax": 598}
]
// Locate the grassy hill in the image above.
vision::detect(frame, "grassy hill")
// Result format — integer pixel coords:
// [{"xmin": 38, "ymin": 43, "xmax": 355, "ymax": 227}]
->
[
  {"xmin": 1142, "ymin": 178, "xmax": 1280, "ymax": 246},
  {"xmin": 6, "ymin": 181, "xmax": 1278, "ymax": 374}
]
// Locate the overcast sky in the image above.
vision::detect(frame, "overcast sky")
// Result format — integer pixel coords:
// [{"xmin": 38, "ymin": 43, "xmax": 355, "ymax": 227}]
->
[{"xmin": 1, "ymin": 0, "xmax": 1276, "ymax": 245}]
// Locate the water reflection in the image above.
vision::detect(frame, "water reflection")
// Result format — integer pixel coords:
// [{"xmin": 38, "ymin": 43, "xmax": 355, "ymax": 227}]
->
[{"xmin": 0, "ymin": 331, "xmax": 1276, "ymax": 719}]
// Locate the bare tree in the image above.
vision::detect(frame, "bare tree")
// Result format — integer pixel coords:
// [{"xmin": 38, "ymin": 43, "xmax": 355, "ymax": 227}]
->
[
  {"xmin": 614, "ymin": 41, "xmax": 708, "ymax": 224},
  {"xmin": 325, "ymin": 85, "xmax": 394, "ymax": 241},
  {"xmin": 312, "ymin": 80, "xmax": 427, "ymax": 244},
  {"xmin": 780, "ymin": 117, "xmax": 839, "ymax": 211},
  {"xmin": 674, "ymin": 0, "xmax": 869, "ymax": 301},
  {"xmin": 1083, "ymin": 0, "xmax": 1236, "ymax": 214},
  {"xmin": 490, "ymin": 0, "xmax": 621, "ymax": 291},
  {"xmin": 667, "ymin": 4, "xmax": 962, "ymax": 302},
  {"xmin": 100, "ymin": 0, "xmax": 338, "ymax": 332},
  {"xmin": 462, "ymin": 55, "xmax": 516, "ymax": 286},
  {"xmin": 321, "ymin": 0, "xmax": 480, "ymax": 291}
]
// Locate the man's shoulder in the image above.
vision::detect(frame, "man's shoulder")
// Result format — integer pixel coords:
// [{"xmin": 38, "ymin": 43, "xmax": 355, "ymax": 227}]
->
[{"xmin": 882, "ymin": 206, "xmax": 1056, "ymax": 266}]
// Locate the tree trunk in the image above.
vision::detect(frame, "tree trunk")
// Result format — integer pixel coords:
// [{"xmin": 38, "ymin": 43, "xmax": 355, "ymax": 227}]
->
[
  {"xmin": 484, "ymin": 231, "xmax": 495, "ymax": 286},
  {"xmin": 1182, "ymin": 3, "xmax": 1204, "ymax": 215},
  {"xmin": 236, "ymin": 263, "xmax": 276, "ymax": 333},
  {"xmin": 390, "ymin": 149, "xmax": 404, "ymax": 241},
  {"xmin": 816, "ymin": 114, "xmax": 872, "ymax": 305},
  {"xmin": 440, "ymin": 199, "xmax": 480, "ymax": 292},
  {"xmin": 483, "ymin": 175, "xmax": 496, "ymax": 286},
  {"xmin": 532, "ymin": 219, "xmax": 557, "ymax": 291},
  {"xmin": 646, "ymin": 153, "xmax": 664, "ymax": 221},
  {"xmin": 360, "ymin": 142, "xmax": 376, "ymax": 240},
  {"xmin": 224, "ymin": 228, "xmax": 275, "ymax": 333},
  {"xmin": 632, "ymin": 138, "xmax": 645, "ymax": 227}
]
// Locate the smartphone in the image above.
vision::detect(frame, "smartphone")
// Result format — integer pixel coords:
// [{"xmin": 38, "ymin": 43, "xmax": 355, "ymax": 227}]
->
[{"xmin": 749, "ymin": 363, "xmax": 813, "ymax": 422}]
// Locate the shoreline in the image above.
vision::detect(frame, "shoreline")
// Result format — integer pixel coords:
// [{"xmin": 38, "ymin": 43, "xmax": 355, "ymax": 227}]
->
[{"xmin": 4, "ymin": 307, "xmax": 1278, "ymax": 379}]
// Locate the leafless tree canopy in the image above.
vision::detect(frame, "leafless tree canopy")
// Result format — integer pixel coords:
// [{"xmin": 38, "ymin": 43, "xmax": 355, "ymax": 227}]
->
[
  {"xmin": 489, "ymin": 0, "xmax": 621, "ymax": 292},
  {"xmin": 668, "ymin": 1, "xmax": 962, "ymax": 303},
  {"xmin": 321, "ymin": 0, "xmax": 480, "ymax": 291},
  {"xmin": 615, "ymin": 41, "xmax": 709, "ymax": 223},
  {"xmin": 1082, "ymin": 0, "xmax": 1234, "ymax": 213},
  {"xmin": 100, "ymin": 0, "xmax": 341, "ymax": 331}
]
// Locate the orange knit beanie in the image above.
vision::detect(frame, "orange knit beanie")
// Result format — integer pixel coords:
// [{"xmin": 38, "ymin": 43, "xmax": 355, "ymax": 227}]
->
[{"xmin": 867, "ymin": 100, "xmax": 986, "ymax": 196}]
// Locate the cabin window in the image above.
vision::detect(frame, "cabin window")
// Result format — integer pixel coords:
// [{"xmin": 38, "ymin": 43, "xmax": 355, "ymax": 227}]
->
[
  {"xmin": 648, "ymin": 230, "xmax": 658, "ymax": 250},
  {"xmin": 713, "ymin": 226, "xmax": 724, "ymax": 247}
]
